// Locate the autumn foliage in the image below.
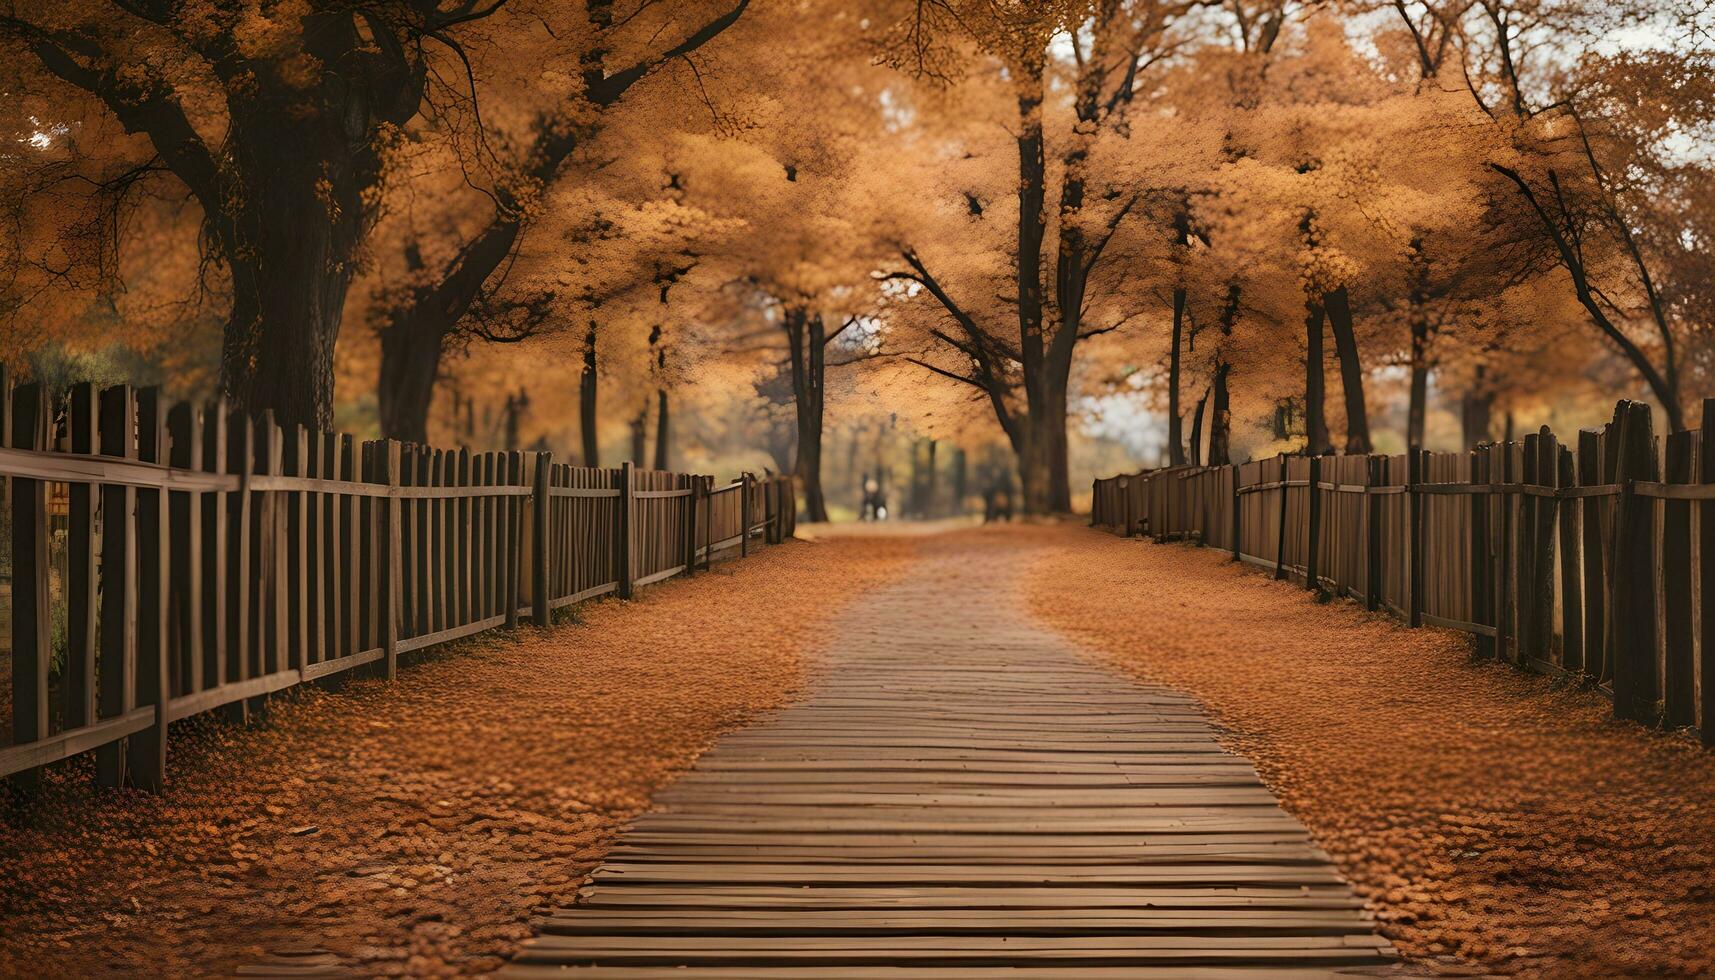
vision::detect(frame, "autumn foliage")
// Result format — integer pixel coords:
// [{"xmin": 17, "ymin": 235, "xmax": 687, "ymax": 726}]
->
[{"xmin": 2, "ymin": 0, "xmax": 1711, "ymax": 512}]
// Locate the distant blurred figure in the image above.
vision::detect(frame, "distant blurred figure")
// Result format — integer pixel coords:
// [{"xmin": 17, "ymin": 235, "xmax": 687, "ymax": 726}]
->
[
  {"xmin": 983, "ymin": 486, "xmax": 1013, "ymax": 523},
  {"xmin": 861, "ymin": 472, "xmax": 882, "ymax": 521}
]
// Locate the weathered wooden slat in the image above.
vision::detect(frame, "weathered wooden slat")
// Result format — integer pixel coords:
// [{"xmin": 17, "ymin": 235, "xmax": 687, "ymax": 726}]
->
[{"xmin": 95, "ymin": 386, "xmax": 140, "ymax": 781}]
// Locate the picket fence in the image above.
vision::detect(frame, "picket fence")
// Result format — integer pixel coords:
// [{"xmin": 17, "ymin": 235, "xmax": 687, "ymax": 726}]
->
[
  {"xmin": 1094, "ymin": 398, "xmax": 1715, "ymax": 744},
  {"xmin": 0, "ymin": 369, "xmax": 797, "ymax": 790}
]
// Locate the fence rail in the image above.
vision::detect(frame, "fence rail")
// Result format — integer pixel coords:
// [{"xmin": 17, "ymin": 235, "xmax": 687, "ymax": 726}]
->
[
  {"xmin": 0, "ymin": 369, "xmax": 797, "ymax": 790},
  {"xmin": 1093, "ymin": 398, "xmax": 1715, "ymax": 745}
]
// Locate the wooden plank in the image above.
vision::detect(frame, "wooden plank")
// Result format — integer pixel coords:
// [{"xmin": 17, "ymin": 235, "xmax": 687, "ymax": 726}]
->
[
  {"xmin": 65, "ymin": 383, "xmax": 100, "ymax": 727},
  {"xmin": 96, "ymin": 385, "xmax": 138, "ymax": 783},
  {"xmin": 1556, "ymin": 445, "xmax": 1583, "ymax": 673},
  {"xmin": 381, "ymin": 441, "xmax": 402, "ymax": 680},
  {"xmin": 167, "ymin": 403, "xmax": 204, "ymax": 694},
  {"xmin": 283, "ymin": 424, "xmax": 308, "ymax": 671},
  {"xmin": 1663, "ymin": 429, "xmax": 1694, "ymax": 728},
  {"xmin": 200, "ymin": 401, "xmax": 228, "ymax": 694},
  {"xmin": 617, "ymin": 460, "xmax": 634, "ymax": 599},
  {"xmin": 8, "ymin": 383, "xmax": 50, "ymax": 786},
  {"xmin": 533, "ymin": 451, "xmax": 552, "ymax": 626},
  {"xmin": 1612, "ymin": 401, "xmax": 1660, "ymax": 723},
  {"xmin": 1578, "ymin": 428, "xmax": 1605, "ymax": 679},
  {"xmin": 130, "ymin": 388, "xmax": 171, "ymax": 790}
]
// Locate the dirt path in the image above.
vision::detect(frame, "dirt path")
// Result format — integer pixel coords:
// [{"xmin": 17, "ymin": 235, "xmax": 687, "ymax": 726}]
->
[
  {"xmin": 505, "ymin": 538, "xmax": 1399, "ymax": 976},
  {"xmin": 1021, "ymin": 523, "xmax": 1715, "ymax": 978},
  {"xmin": 0, "ymin": 537, "xmax": 911, "ymax": 978}
]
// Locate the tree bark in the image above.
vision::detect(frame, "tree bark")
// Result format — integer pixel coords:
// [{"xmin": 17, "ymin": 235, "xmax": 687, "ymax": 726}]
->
[
  {"xmin": 784, "ymin": 308, "xmax": 830, "ymax": 523},
  {"xmin": 580, "ymin": 322, "xmax": 599, "ymax": 467},
  {"xmin": 1189, "ymin": 390, "xmax": 1208, "ymax": 467},
  {"xmin": 1207, "ymin": 361, "xmax": 1232, "ymax": 466},
  {"xmin": 1323, "ymin": 285, "xmax": 1372, "ymax": 453},
  {"xmin": 1304, "ymin": 300, "xmax": 1332, "ymax": 455}
]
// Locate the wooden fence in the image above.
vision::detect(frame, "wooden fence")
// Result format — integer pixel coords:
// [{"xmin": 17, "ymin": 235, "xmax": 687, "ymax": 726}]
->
[
  {"xmin": 1093, "ymin": 398, "xmax": 1715, "ymax": 745},
  {"xmin": 0, "ymin": 370, "xmax": 797, "ymax": 791}
]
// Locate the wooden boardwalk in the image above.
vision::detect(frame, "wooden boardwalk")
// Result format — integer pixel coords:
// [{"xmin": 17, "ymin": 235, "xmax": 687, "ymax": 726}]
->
[{"xmin": 502, "ymin": 558, "xmax": 1401, "ymax": 977}]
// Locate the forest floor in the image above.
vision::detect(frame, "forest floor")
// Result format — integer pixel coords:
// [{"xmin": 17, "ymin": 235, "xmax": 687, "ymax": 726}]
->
[
  {"xmin": 0, "ymin": 535, "xmax": 913, "ymax": 978},
  {"xmin": 1025, "ymin": 523, "xmax": 1715, "ymax": 978},
  {"xmin": 6, "ymin": 522, "xmax": 1714, "ymax": 978}
]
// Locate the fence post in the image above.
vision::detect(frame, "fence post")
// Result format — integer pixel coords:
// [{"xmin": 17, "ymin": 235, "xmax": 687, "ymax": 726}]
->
[
  {"xmin": 740, "ymin": 473, "xmax": 752, "ymax": 558},
  {"xmin": 381, "ymin": 440, "xmax": 401, "ymax": 680},
  {"xmin": 94, "ymin": 387, "xmax": 142, "ymax": 776},
  {"xmin": 1364, "ymin": 455, "xmax": 1383, "ymax": 612},
  {"xmin": 1468, "ymin": 447, "xmax": 1494, "ymax": 658},
  {"xmin": 1305, "ymin": 455, "xmax": 1322, "ymax": 593},
  {"xmin": 1611, "ymin": 400, "xmax": 1659, "ymax": 723},
  {"xmin": 683, "ymin": 474, "xmax": 701, "ymax": 575},
  {"xmin": 503, "ymin": 452, "xmax": 523, "ymax": 625},
  {"xmin": 131, "ymin": 388, "xmax": 170, "ymax": 791},
  {"xmin": 764, "ymin": 476, "xmax": 778, "ymax": 544},
  {"xmin": 532, "ymin": 451, "xmax": 552, "ymax": 626},
  {"xmin": 8, "ymin": 383, "xmax": 49, "ymax": 789},
  {"xmin": 1406, "ymin": 448, "xmax": 1424, "ymax": 627},
  {"xmin": 1532, "ymin": 431, "xmax": 1560, "ymax": 664},
  {"xmin": 66, "ymin": 383, "xmax": 99, "ymax": 731},
  {"xmin": 1662, "ymin": 430, "xmax": 1694, "ymax": 727},
  {"xmin": 1229, "ymin": 465, "xmax": 1241, "ymax": 561},
  {"xmin": 617, "ymin": 460, "xmax": 635, "ymax": 599},
  {"xmin": 1556, "ymin": 444, "xmax": 1582, "ymax": 673},
  {"xmin": 1700, "ymin": 399, "xmax": 1715, "ymax": 747},
  {"xmin": 1272, "ymin": 458, "xmax": 1289, "ymax": 581}
]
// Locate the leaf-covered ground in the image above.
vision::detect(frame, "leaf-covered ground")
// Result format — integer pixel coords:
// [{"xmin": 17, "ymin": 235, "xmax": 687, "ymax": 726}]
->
[
  {"xmin": 1024, "ymin": 523, "xmax": 1715, "ymax": 978},
  {"xmin": 0, "ymin": 536, "xmax": 911, "ymax": 977}
]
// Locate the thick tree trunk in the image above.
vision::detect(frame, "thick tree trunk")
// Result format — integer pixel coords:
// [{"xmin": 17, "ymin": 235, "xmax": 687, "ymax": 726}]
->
[
  {"xmin": 580, "ymin": 323, "xmax": 599, "ymax": 467},
  {"xmin": 1304, "ymin": 300, "xmax": 1332, "ymax": 455},
  {"xmin": 1408, "ymin": 356, "xmax": 1429, "ymax": 450},
  {"xmin": 1461, "ymin": 367, "xmax": 1493, "ymax": 448},
  {"xmin": 784, "ymin": 309, "xmax": 830, "ymax": 523},
  {"xmin": 377, "ymin": 319, "xmax": 445, "ymax": 444},
  {"xmin": 220, "ymin": 174, "xmax": 356, "ymax": 431},
  {"xmin": 1323, "ymin": 285, "xmax": 1372, "ymax": 453},
  {"xmin": 1208, "ymin": 361, "xmax": 1232, "ymax": 466},
  {"xmin": 653, "ymin": 389, "xmax": 670, "ymax": 471}
]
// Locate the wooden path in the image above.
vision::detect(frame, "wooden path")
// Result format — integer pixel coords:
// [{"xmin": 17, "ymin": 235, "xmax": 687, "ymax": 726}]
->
[{"xmin": 502, "ymin": 557, "xmax": 1401, "ymax": 977}]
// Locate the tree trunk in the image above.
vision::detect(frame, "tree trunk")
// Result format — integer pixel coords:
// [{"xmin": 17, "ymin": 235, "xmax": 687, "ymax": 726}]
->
[
  {"xmin": 1208, "ymin": 360, "xmax": 1232, "ymax": 466},
  {"xmin": 1408, "ymin": 356, "xmax": 1429, "ymax": 450},
  {"xmin": 377, "ymin": 319, "xmax": 445, "ymax": 444},
  {"xmin": 580, "ymin": 323, "xmax": 599, "ymax": 467},
  {"xmin": 1323, "ymin": 285, "xmax": 1372, "ymax": 453},
  {"xmin": 220, "ymin": 172, "xmax": 356, "ymax": 431},
  {"xmin": 952, "ymin": 447, "xmax": 968, "ymax": 515},
  {"xmin": 629, "ymin": 406, "xmax": 647, "ymax": 466},
  {"xmin": 1304, "ymin": 299, "xmax": 1332, "ymax": 455},
  {"xmin": 653, "ymin": 389, "xmax": 670, "ymax": 471},
  {"xmin": 925, "ymin": 440, "xmax": 938, "ymax": 518},
  {"xmin": 1407, "ymin": 238, "xmax": 1431, "ymax": 451},
  {"xmin": 784, "ymin": 309, "xmax": 831, "ymax": 523},
  {"xmin": 1167, "ymin": 287, "xmax": 1187, "ymax": 466},
  {"xmin": 1189, "ymin": 390, "xmax": 1208, "ymax": 467},
  {"xmin": 1461, "ymin": 367, "xmax": 1493, "ymax": 448}
]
